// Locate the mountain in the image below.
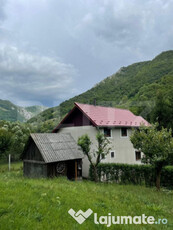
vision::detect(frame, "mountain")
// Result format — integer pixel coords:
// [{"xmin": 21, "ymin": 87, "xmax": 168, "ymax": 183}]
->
[
  {"xmin": 0, "ymin": 99, "xmax": 47, "ymax": 122},
  {"xmin": 27, "ymin": 50, "xmax": 173, "ymax": 132}
]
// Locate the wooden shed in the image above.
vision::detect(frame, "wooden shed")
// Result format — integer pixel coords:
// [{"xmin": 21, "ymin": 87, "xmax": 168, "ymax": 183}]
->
[{"xmin": 22, "ymin": 133, "xmax": 83, "ymax": 180}]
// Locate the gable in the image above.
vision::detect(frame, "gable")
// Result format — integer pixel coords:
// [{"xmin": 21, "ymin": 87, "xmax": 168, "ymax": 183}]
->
[
  {"xmin": 22, "ymin": 138, "xmax": 44, "ymax": 162},
  {"xmin": 54, "ymin": 107, "xmax": 94, "ymax": 131}
]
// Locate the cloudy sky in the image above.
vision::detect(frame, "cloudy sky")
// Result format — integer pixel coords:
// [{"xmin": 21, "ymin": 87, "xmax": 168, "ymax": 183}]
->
[{"xmin": 0, "ymin": 0, "xmax": 173, "ymax": 107}]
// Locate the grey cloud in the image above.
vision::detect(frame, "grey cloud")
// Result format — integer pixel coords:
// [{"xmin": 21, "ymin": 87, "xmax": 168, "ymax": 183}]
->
[
  {"xmin": 79, "ymin": 0, "xmax": 173, "ymax": 49},
  {"xmin": 0, "ymin": 45, "xmax": 78, "ymax": 106},
  {"xmin": 0, "ymin": 0, "xmax": 173, "ymax": 106},
  {"xmin": 0, "ymin": 0, "xmax": 6, "ymax": 22},
  {"xmin": 69, "ymin": 0, "xmax": 173, "ymax": 71}
]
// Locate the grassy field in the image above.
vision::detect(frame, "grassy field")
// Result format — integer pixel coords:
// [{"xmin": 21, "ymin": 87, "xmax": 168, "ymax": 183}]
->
[{"xmin": 0, "ymin": 162, "xmax": 173, "ymax": 230}]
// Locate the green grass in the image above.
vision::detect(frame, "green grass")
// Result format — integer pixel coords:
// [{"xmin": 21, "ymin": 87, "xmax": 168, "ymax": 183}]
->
[
  {"xmin": 0, "ymin": 161, "xmax": 22, "ymax": 172},
  {"xmin": 0, "ymin": 163, "xmax": 173, "ymax": 230}
]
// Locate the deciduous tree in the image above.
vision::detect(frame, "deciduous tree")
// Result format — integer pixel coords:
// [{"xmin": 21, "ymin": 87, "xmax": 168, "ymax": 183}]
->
[
  {"xmin": 78, "ymin": 131, "xmax": 111, "ymax": 182},
  {"xmin": 0, "ymin": 129, "xmax": 13, "ymax": 160},
  {"xmin": 130, "ymin": 124, "xmax": 173, "ymax": 190}
]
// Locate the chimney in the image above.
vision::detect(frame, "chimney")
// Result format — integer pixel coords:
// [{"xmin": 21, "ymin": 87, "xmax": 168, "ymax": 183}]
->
[{"xmin": 93, "ymin": 98, "xmax": 96, "ymax": 106}]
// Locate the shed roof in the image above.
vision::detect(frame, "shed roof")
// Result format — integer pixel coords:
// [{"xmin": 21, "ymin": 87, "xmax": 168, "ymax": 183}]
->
[{"xmin": 25, "ymin": 133, "xmax": 83, "ymax": 163}]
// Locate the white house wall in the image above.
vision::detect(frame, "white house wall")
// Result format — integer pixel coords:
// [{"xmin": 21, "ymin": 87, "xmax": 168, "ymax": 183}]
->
[
  {"xmin": 58, "ymin": 126, "xmax": 97, "ymax": 178},
  {"xmin": 58, "ymin": 126, "xmax": 142, "ymax": 178}
]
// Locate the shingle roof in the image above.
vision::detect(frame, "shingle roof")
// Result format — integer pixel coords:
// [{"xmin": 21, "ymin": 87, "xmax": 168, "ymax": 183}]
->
[
  {"xmin": 74, "ymin": 102, "xmax": 150, "ymax": 127},
  {"xmin": 30, "ymin": 133, "xmax": 83, "ymax": 163}
]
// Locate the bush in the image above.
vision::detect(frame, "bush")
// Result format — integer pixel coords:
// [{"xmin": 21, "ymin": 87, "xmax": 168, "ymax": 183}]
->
[
  {"xmin": 89, "ymin": 163, "xmax": 173, "ymax": 189},
  {"xmin": 162, "ymin": 166, "xmax": 173, "ymax": 189}
]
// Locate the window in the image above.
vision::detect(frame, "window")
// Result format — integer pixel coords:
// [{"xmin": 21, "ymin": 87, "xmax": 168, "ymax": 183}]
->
[
  {"xmin": 111, "ymin": 151, "xmax": 115, "ymax": 158},
  {"xmin": 104, "ymin": 128, "xmax": 112, "ymax": 137},
  {"xmin": 121, "ymin": 128, "xmax": 127, "ymax": 137},
  {"xmin": 135, "ymin": 151, "xmax": 141, "ymax": 161},
  {"xmin": 102, "ymin": 154, "xmax": 106, "ymax": 160}
]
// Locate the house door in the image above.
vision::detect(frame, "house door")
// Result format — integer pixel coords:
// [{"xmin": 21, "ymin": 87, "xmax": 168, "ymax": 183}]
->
[{"xmin": 67, "ymin": 160, "xmax": 75, "ymax": 180}]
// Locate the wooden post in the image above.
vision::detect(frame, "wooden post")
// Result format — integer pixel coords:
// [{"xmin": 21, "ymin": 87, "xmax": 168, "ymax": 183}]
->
[
  {"xmin": 9, "ymin": 154, "xmax": 11, "ymax": 171},
  {"xmin": 75, "ymin": 161, "xmax": 77, "ymax": 181}
]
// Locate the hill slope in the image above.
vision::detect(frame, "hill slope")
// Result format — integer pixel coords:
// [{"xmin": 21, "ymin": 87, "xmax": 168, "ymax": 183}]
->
[
  {"xmin": 0, "ymin": 99, "xmax": 47, "ymax": 122},
  {"xmin": 28, "ymin": 50, "xmax": 173, "ymax": 131}
]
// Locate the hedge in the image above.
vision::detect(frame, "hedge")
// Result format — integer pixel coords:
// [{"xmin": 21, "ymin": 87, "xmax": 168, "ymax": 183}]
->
[{"xmin": 89, "ymin": 163, "xmax": 173, "ymax": 188}]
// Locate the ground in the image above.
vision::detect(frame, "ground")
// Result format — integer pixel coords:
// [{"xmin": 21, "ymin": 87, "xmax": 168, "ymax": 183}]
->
[{"xmin": 0, "ymin": 162, "xmax": 173, "ymax": 230}]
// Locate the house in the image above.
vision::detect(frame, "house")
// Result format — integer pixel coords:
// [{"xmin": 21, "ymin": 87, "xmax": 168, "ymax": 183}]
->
[
  {"xmin": 53, "ymin": 102, "xmax": 150, "ymax": 178},
  {"xmin": 22, "ymin": 133, "xmax": 83, "ymax": 179}
]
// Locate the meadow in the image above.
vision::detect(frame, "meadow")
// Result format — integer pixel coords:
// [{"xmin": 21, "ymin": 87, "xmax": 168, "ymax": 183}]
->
[{"xmin": 0, "ymin": 162, "xmax": 173, "ymax": 230}]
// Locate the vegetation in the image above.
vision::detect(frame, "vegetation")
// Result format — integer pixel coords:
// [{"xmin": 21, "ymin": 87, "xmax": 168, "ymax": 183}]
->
[
  {"xmin": 0, "ymin": 51, "xmax": 172, "ymax": 228},
  {"xmin": 130, "ymin": 124, "xmax": 173, "ymax": 190},
  {"xmin": 0, "ymin": 129, "xmax": 13, "ymax": 160},
  {"xmin": 0, "ymin": 163, "xmax": 173, "ymax": 229},
  {"xmin": 28, "ymin": 50, "xmax": 173, "ymax": 132},
  {"xmin": 151, "ymin": 90, "xmax": 173, "ymax": 132},
  {"xmin": 0, "ymin": 121, "xmax": 33, "ymax": 161},
  {"xmin": 78, "ymin": 132, "xmax": 111, "ymax": 182},
  {"xmin": 27, "ymin": 106, "xmax": 61, "ymax": 132},
  {"xmin": 89, "ymin": 163, "xmax": 173, "ymax": 189}
]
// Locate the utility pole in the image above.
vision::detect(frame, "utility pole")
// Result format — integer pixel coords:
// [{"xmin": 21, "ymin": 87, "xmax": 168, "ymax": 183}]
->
[{"xmin": 9, "ymin": 154, "xmax": 11, "ymax": 171}]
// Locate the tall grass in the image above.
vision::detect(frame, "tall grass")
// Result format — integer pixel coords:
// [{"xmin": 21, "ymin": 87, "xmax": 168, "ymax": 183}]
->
[{"xmin": 0, "ymin": 162, "xmax": 173, "ymax": 229}]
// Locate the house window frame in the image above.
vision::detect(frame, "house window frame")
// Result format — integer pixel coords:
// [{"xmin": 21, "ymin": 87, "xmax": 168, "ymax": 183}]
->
[
  {"xmin": 135, "ymin": 150, "xmax": 141, "ymax": 161},
  {"xmin": 103, "ymin": 127, "xmax": 112, "ymax": 138},
  {"xmin": 110, "ymin": 150, "xmax": 116, "ymax": 159},
  {"xmin": 120, "ymin": 127, "xmax": 128, "ymax": 138}
]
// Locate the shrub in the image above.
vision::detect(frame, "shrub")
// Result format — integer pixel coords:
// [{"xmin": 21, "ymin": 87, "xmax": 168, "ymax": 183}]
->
[{"xmin": 89, "ymin": 163, "xmax": 173, "ymax": 189}]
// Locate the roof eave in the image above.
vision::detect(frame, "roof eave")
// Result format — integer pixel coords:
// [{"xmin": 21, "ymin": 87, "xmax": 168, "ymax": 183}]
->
[{"xmin": 52, "ymin": 105, "xmax": 77, "ymax": 133}]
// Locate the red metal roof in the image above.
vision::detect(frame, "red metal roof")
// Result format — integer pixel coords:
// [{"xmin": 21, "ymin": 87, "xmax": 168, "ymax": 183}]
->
[{"xmin": 74, "ymin": 102, "xmax": 150, "ymax": 127}]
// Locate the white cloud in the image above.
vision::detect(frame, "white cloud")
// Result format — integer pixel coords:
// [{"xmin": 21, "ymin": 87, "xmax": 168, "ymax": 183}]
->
[{"xmin": 0, "ymin": 44, "xmax": 77, "ymax": 106}]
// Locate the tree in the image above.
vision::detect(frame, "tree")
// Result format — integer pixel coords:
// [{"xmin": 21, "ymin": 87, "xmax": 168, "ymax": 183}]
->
[
  {"xmin": 130, "ymin": 124, "xmax": 173, "ymax": 190},
  {"xmin": 0, "ymin": 121, "xmax": 32, "ymax": 161},
  {"xmin": 151, "ymin": 91, "xmax": 173, "ymax": 132},
  {"xmin": 0, "ymin": 129, "xmax": 13, "ymax": 160},
  {"xmin": 78, "ymin": 131, "xmax": 111, "ymax": 182}
]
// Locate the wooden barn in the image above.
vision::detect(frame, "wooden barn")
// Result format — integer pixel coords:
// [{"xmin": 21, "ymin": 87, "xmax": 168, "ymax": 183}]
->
[{"xmin": 22, "ymin": 133, "xmax": 83, "ymax": 180}]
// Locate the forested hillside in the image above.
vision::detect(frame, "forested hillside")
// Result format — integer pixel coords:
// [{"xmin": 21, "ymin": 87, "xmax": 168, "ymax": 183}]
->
[
  {"xmin": 0, "ymin": 99, "xmax": 47, "ymax": 122},
  {"xmin": 28, "ymin": 50, "xmax": 173, "ymax": 132}
]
